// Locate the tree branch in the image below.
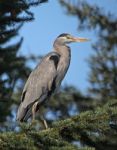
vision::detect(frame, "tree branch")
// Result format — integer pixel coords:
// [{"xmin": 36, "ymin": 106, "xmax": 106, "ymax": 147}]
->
[{"xmin": 0, "ymin": 100, "xmax": 117, "ymax": 149}]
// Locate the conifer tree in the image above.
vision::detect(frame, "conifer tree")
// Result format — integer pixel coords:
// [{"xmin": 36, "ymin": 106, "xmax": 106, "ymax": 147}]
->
[
  {"xmin": 0, "ymin": 0, "xmax": 47, "ymax": 129},
  {"xmin": 0, "ymin": 99, "xmax": 117, "ymax": 150},
  {"xmin": 59, "ymin": 0, "xmax": 117, "ymax": 100}
]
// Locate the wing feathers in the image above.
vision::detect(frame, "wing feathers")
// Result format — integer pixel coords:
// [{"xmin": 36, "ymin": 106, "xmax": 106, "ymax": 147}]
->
[{"xmin": 17, "ymin": 52, "xmax": 60, "ymax": 121}]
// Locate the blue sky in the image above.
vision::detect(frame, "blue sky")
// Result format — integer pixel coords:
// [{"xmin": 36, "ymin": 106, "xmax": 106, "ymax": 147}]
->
[{"xmin": 19, "ymin": 0, "xmax": 116, "ymax": 94}]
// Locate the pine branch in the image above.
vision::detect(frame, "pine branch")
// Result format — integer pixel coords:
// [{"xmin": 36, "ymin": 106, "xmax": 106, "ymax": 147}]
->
[
  {"xmin": 0, "ymin": 99, "xmax": 117, "ymax": 150},
  {"xmin": 59, "ymin": 0, "xmax": 117, "ymax": 31},
  {"xmin": 0, "ymin": 0, "xmax": 48, "ymax": 125},
  {"xmin": 59, "ymin": 0, "xmax": 117, "ymax": 99}
]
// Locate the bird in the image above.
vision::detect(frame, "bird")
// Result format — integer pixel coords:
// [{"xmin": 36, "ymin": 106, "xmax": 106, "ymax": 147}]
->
[{"xmin": 16, "ymin": 33, "xmax": 89, "ymax": 128}]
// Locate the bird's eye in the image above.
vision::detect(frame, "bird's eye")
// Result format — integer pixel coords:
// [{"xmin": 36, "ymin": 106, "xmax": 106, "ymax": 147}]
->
[{"xmin": 66, "ymin": 35, "xmax": 71, "ymax": 39}]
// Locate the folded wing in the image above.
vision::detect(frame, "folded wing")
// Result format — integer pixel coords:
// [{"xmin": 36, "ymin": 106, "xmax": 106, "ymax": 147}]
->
[{"xmin": 16, "ymin": 52, "xmax": 60, "ymax": 121}]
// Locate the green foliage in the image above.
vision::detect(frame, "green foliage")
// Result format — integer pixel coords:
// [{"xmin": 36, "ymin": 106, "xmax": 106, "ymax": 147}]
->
[
  {"xmin": 0, "ymin": 0, "xmax": 48, "ymax": 127},
  {"xmin": 0, "ymin": 99, "xmax": 117, "ymax": 150},
  {"xmin": 59, "ymin": 0, "xmax": 117, "ymax": 100}
]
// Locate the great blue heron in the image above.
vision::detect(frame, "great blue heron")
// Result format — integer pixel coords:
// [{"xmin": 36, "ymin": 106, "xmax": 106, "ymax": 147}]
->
[{"xmin": 16, "ymin": 33, "xmax": 89, "ymax": 128}]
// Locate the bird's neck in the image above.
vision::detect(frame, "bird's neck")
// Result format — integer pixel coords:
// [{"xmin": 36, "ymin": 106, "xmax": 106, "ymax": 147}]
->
[
  {"xmin": 53, "ymin": 41, "xmax": 71, "ymax": 88},
  {"xmin": 53, "ymin": 42, "xmax": 71, "ymax": 58}
]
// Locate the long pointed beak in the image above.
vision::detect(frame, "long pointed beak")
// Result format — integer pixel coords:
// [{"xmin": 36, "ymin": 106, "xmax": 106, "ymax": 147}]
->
[{"xmin": 72, "ymin": 37, "xmax": 90, "ymax": 42}]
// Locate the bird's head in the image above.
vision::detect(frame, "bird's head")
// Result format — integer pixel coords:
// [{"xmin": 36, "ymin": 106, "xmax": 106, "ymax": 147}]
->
[{"xmin": 56, "ymin": 33, "xmax": 90, "ymax": 45}]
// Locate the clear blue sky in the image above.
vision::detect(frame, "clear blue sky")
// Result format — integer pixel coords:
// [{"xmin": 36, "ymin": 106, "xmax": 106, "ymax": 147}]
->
[{"xmin": 19, "ymin": 0, "xmax": 116, "ymax": 94}]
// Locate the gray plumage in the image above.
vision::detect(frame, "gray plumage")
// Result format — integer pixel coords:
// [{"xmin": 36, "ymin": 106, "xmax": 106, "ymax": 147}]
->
[{"xmin": 16, "ymin": 33, "xmax": 89, "ymax": 122}]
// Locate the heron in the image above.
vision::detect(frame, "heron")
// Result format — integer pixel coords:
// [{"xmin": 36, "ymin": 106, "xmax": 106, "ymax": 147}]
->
[{"xmin": 16, "ymin": 33, "xmax": 89, "ymax": 128}]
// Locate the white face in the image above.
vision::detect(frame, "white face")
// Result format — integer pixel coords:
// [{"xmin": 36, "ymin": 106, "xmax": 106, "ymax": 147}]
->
[{"xmin": 59, "ymin": 35, "xmax": 73, "ymax": 44}]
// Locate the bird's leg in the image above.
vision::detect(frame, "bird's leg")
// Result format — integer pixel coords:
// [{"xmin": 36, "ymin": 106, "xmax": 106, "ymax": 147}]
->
[
  {"xmin": 32, "ymin": 101, "xmax": 38, "ymax": 122},
  {"xmin": 44, "ymin": 120, "xmax": 48, "ymax": 129},
  {"xmin": 32, "ymin": 102, "xmax": 48, "ymax": 129},
  {"xmin": 40, "ymin": 115, "xmax": 48, "ymax": 129}
]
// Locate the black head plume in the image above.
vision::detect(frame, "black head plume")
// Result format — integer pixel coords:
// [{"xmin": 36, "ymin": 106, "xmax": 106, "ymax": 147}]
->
[{"xmin": 57, "ymin": 33, "xmax": 71, "ymax": 38}]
